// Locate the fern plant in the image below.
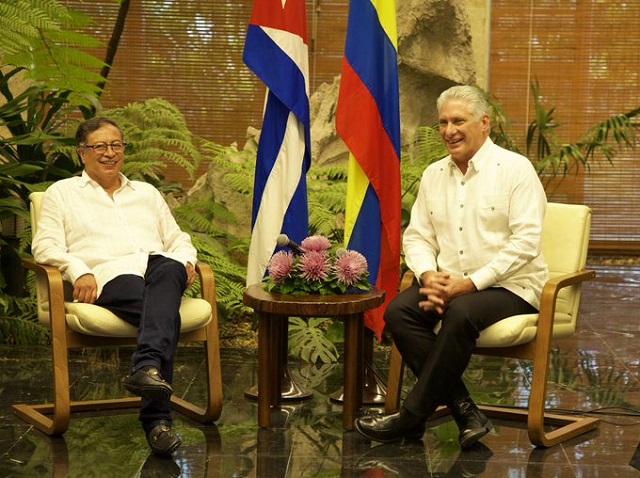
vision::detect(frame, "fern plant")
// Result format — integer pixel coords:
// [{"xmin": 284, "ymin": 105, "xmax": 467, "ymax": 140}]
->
[
  {"xmin": 0, "ymin": 0, "xmax": 107, "ymax": 331},
  {"xmin": 103, "ymin": 98, "xmax": 205, "ymax": 188},
  {"xmin": 173, "ymin": 197, "xmax": 252, "ymax": 321}
]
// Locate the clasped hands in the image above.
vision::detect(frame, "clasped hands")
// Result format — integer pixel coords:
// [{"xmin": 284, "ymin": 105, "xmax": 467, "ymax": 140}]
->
[
  {"xmin": 72, "ymin": 262, "xmax": 196, "ymax": 304},
  {"xmin": 418, "ymin": 271, "xmax": 477, "ymax": 314}
]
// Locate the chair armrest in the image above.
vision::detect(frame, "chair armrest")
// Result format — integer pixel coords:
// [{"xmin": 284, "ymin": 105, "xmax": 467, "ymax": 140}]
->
[
  {"xmin": 540, "ymin": 268, "xmax": 595, "ymax": 298},
  {"xmin": 534, "ymin": 268, "xmax": 595, "ymax": 352},
  {"xmin": 21, "ymin": 257, "xmax": 67, "ymax": 331},
  {"xmin": 22, "ymin": 257, "xmax": 66, "ymax": 300},
  {"xmin": 195, "ymin": 262, "xmax": 216, "ymax": 308},
  {"xmin": 399, "ymin": 270, "xmax": 416, "ymax": 292},
  {"xmin": 537, "ymin": 268, "xmax": 595, "ymax": 324},
  {"xmin": 22, "ymin": 257, "xmax": 64, "ymax": 279}
]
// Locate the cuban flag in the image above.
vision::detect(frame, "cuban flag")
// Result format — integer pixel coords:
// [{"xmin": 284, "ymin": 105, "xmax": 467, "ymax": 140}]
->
[
  {"xmin": 243, "ymin": 0, "xmax": 311, "ymax": 287},
  {"xmin": 336, "ymin": 0, "xmax": 401, "ymax": 339}
]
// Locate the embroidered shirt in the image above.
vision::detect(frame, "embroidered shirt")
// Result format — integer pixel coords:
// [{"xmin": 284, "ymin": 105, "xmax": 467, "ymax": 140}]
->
[
  {"xmin": 32, "ymin": 171, "xmax": 197, "ymax": 298},
  {"xmin": 403, "ymin": 138, "xmax": 549, "ymax": 308}
]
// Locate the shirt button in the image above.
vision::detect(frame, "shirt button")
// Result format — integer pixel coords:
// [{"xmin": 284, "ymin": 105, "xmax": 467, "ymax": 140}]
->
[
  {"xmin": 459, "ymin": 250, "xmax": 464, "ymax": 255},
  {"xmin": 459, "ymin": 227, "xmax": 463, "ymax": 231},
  {"xmin": 463, "ymin": 272, "xmax": 468, "ymax": 277},
  {"xmin": 461, "ymin": 181, "xmax": 465, "ymax": 186},
  {"xmin": 460, "ymin": 204, "xmax": 464, "ymax": 208}
]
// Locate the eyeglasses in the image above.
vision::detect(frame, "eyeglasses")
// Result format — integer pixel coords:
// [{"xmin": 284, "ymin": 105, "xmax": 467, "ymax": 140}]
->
[{"xmin": 82, "ymin": 142, "xmax": 126, "ymax": 155}]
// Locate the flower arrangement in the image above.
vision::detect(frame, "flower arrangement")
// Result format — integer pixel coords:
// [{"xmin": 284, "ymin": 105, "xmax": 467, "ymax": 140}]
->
[{"xmin": 263, "ymin": 235, "xmax": 372, "ymax": 295}]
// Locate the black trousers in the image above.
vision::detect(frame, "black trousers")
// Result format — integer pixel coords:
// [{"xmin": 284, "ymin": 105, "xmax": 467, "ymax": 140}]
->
[
  {"xmin": 95, "ymin": 255, "xmax": 187, "ymax": 430},
  {"xmin": 384, "ymin": 279, "xmax": 537, "ymax": 418}
]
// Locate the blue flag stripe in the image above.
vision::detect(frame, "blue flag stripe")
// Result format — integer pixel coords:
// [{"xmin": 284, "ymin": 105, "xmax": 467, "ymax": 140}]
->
[
  {"xmin": 347, "ymin": 184, "xmax": 382, "ymax": 286},
  {"xmin": 244, "ymin": 25, "xmax": 310, "ymax": 127},
  {"xmin": 343, "ymin": 0, "xmax": 401, "ymax": 157}
]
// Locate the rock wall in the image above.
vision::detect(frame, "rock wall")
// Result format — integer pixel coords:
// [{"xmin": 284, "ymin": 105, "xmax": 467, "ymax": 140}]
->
[{"xmin": 310, "ymin": 0, "xmax": 480, "ymax": 166}]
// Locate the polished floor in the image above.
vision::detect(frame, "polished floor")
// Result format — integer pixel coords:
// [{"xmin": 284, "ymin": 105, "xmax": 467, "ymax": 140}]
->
[{"xmin": 1, "ymin": 261, "xmax": 639, "ymax": 477}]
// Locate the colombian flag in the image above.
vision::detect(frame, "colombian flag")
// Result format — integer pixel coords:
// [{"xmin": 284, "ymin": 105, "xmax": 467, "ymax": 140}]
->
[
  {"xmin": 243, "ymin": 0, "xmax": 311, "ymax": 287},
  {"xmin": 336, "ymin": 0, "xmax": 401, "ymax": 339}
]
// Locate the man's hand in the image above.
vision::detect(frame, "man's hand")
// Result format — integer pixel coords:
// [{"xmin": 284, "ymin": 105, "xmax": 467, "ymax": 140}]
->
[
  {"xmin": 445, "ymin": 276, "xmax": 477, "ymax": 300},
  {"xmin": 73, "ymin": 274, "xmax": 98, "ymax": 303},
  {"xmin": 418, "ymin": 271, "xmax": 450, "ymax": 314},
  {"xmin": 417, "ymin": 271, "xmax": 477, "ymax": 314},
  {"xmin": 186, "ymin": 262, "xmax": 196, "ymax": 288}
]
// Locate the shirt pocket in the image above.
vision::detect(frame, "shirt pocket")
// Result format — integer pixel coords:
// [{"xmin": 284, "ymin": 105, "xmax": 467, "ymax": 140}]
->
[
  {"xmin": 478, "ymin": 194, "xmax": 510, "ymax": 230},
  {"xmin": 426, "ymin": 199, "xmax": 448, "ymax": 229}
]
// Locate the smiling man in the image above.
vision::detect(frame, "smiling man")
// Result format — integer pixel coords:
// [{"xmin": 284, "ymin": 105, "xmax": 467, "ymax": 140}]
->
[
  {"xmin": 32, "ymin": 117, "xmax": 198, "ymax": 456},
  {"xmin": 354, "ymin": 85, "xmax": 549, "ymax": 448}
]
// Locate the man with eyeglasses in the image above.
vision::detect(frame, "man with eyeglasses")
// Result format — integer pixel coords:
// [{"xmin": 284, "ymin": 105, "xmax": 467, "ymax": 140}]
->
[{"xmin": 32, "ymin": 117, "xmax": 197, "ymax": 456}]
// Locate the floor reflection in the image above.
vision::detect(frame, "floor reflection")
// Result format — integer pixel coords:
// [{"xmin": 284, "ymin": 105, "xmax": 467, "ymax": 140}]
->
[{"xmin": 2, "ymin": 262, "xmax": 640, "ymax": 477}]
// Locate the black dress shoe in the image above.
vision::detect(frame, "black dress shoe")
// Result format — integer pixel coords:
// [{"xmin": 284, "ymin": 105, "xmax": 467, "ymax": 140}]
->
[
  {"xmin": 354, "ymin": 442, "xmax": 428, "ymax": 475},
  {"xmin": 449, "ymin": 442, "xmax": 494, "ymax": 477},
  {"xmin": 140, "ymin": 453, "xmax": 181, "ymax": 477},
  {"xmin": 354, "ymin": 409, "xmax": 426, "ymax": 443},
  {"xmin": 146, "ymin": 423, "xmax": 181, "ymax": 456},
  {"xmin": 123, "ymin": 366, "xmax": 173, "ymax": 401},
  {"xmin": 449, "ymin": 397, "xmax": 492, "ymax": 449}
]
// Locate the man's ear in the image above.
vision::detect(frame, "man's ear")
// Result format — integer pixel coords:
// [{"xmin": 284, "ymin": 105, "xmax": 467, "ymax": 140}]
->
[
  {"xmin": 481, "ymin": 114, "xmax": 490, "ymax": 133},
  {"xmin": 76, "ymin": 147, "xmax": 85, "ymax": 163}
]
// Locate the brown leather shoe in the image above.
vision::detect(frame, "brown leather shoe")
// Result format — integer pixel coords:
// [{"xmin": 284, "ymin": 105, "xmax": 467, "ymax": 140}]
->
[
  {"xmin": 449, "ymin": 397, "xmax": 492, "ymax": 449},
  {"xmin": 354, "ymin": 409, "xmax": 426, "ymax": 443},
  {"xmin": 123, "ymin": 366, "xmax": 173, "ymax": 401}
]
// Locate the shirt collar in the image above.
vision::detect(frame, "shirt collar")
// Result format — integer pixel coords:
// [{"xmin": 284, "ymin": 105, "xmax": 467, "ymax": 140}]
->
[
  {"xmin": 80, "ymin": 170, "xmax": 133, "ymax": 191},
  {"xmin": 446, "ymin": 137, "xmax": 494, "ymax": 173}
]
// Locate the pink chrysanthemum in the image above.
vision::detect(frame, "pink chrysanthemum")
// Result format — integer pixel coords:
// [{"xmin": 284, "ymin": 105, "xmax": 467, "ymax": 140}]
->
[
  {"xmin": 334, "ymin": 250, "xmax": 368, "ymax": 286},
  {"xmin": 267, "ymin": 251, "xmax": 295, "ymax": 283},
  {"xmin": 300, "ymin": 235, "xmax": 332, "ymax": 252},
  {"xmin": 297, "ymin": 251, "xmax": 331, "ymax": 281}
]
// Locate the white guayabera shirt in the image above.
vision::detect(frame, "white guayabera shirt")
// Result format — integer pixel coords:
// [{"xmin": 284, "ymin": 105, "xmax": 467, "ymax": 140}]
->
[
  {"xmin": 403, "ymin": 138, "xmax": 549, "ymax": 309},
  {"xmin": 32, "ymin": 171, "xmax": 197, "ymax": 298}
]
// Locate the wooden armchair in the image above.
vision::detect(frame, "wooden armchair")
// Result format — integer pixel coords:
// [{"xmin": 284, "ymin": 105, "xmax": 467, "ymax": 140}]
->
[
  {"xmin": 384, "ymin": 203, "xmax": 599, "ymax": 447},
  {"xmin": 12, "ymin": 192, "xmax": 223, "ymax": 435}
]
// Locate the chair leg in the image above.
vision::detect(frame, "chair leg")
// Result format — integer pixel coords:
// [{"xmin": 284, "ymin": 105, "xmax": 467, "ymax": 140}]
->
[
  {"xmin": 171, "ymin": 322, "xmax": 223, "ymax": 423},
  {"xmin": 524, "ymin": 343, "xmax": 599, "ymax": 447},
  {"xmin": 13, "ymin": 285, "xmax": 73, "ymax": 435},
  {"xmin": 383, "ymin": 342, "xmax": 600, "ymax": 447},
  {"xmin": 384, "ymin": 342, "xmax": 405, "ymax": 414},
  {"xmin": 172, "ymin": 262, "xmax": 223, "ymax": 423}
]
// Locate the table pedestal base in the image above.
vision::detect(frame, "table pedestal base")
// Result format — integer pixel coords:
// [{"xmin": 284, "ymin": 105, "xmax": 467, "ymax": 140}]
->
[
  {"xmin": 244, "ymin": 366, "xmax": 313, "ymax": 401},
  {"xmin": 329, "ymin": 361, "xmax": 386, "ymax": 405}
]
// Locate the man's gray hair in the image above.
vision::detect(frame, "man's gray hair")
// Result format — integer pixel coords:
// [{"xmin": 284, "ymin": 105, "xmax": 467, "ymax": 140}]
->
[{"xmin": 436, "ymin": 85, "xmax": 489, "ymax": 120}]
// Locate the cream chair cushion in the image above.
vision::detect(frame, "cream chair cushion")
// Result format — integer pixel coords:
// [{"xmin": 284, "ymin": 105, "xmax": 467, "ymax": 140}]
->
[{"xmin": 35, "ymin": 298, "xmax": 211, "ymax": 337}]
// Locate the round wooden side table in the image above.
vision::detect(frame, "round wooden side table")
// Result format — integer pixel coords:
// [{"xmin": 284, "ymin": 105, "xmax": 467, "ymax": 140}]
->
[{"xmin": 243, "ymin": 285, "xmax": 385, "ymax": 430}]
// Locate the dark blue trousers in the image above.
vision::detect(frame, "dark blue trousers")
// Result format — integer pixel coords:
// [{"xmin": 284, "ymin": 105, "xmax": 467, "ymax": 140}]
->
[
  {"xmin": 96, "ymin": 255, "xmax": 187, "ymax": 430},
  {"xmin": 384, "ymin": 280, "xmax": 537, "ymax": 418}
]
